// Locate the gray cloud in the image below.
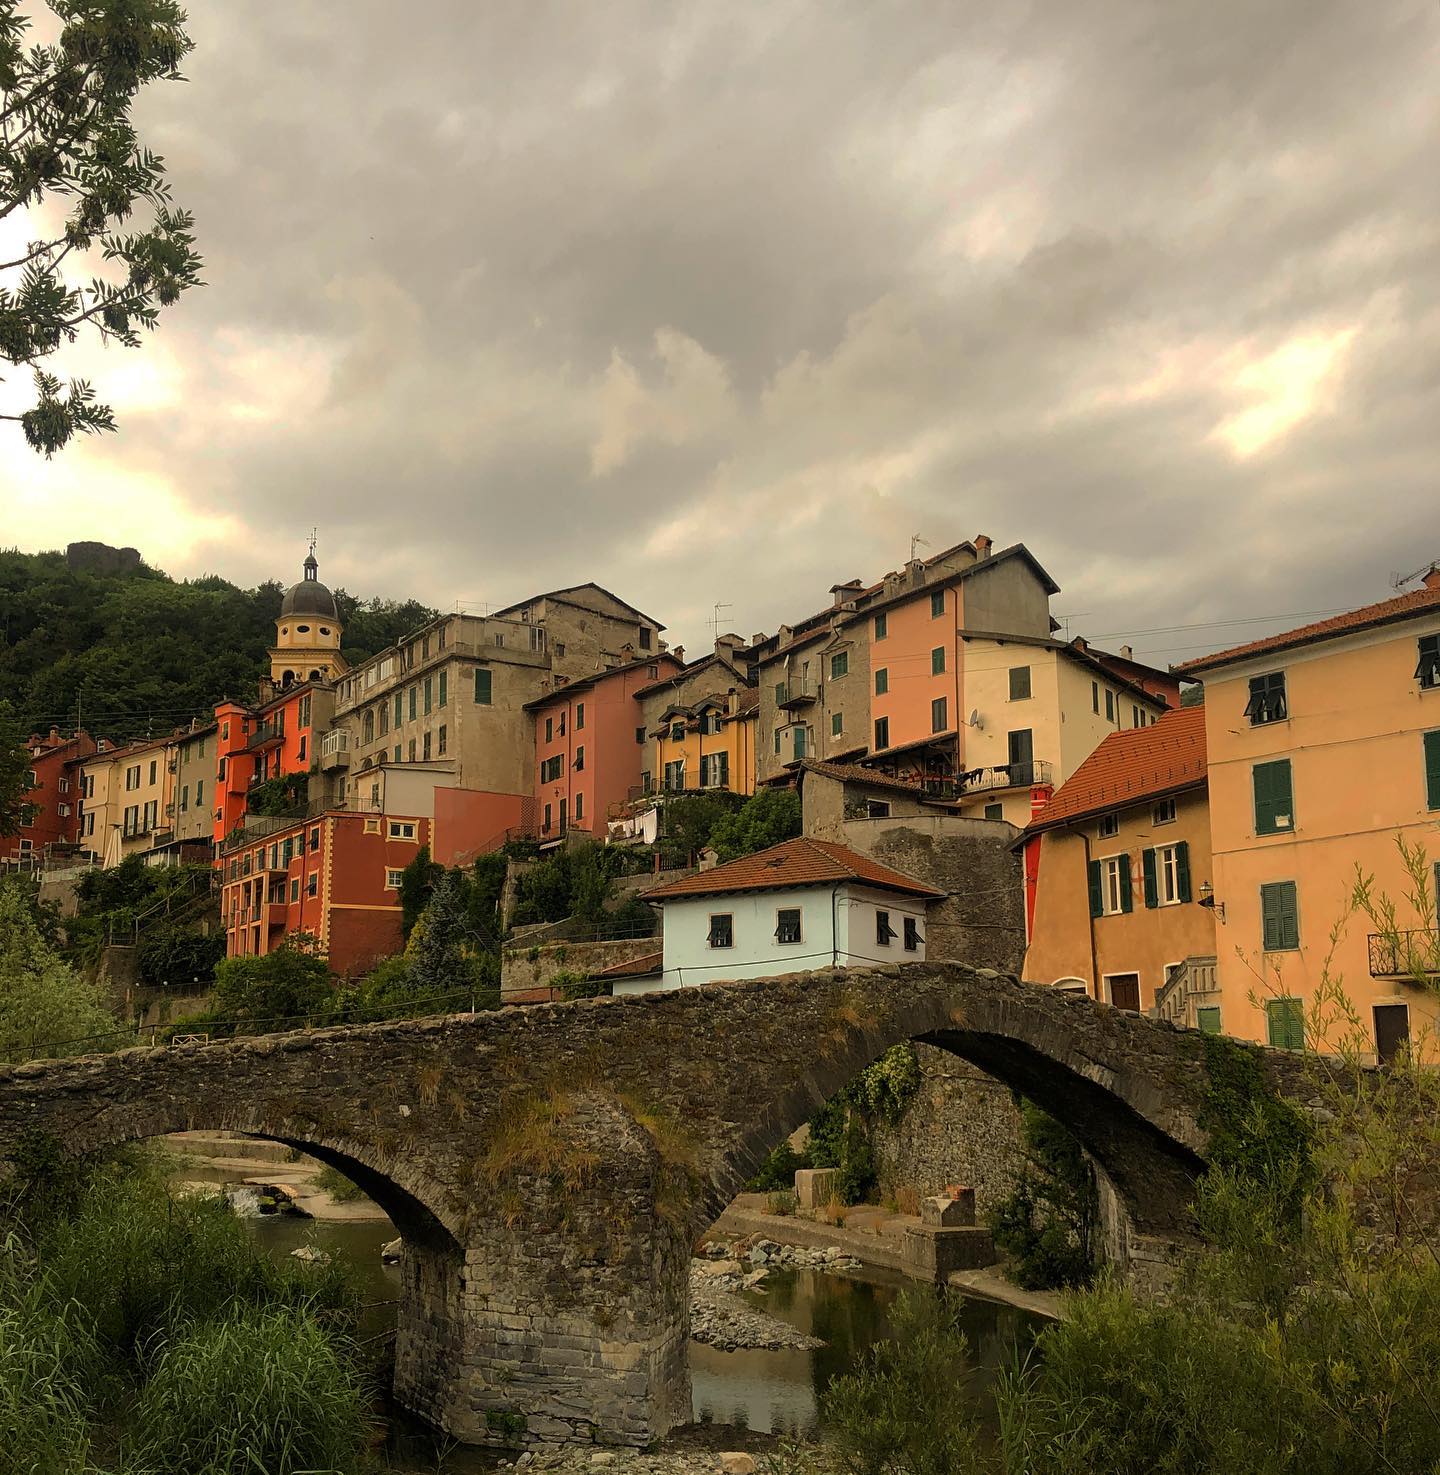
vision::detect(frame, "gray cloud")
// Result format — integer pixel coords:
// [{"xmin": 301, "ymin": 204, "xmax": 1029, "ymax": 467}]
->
[{"xmin": 14, "ymin": 0, "xmax": 1440, "ymax": 665}]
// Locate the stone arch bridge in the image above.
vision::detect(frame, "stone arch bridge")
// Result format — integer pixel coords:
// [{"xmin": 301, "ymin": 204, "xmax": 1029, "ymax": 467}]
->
[{"xmin": 0, "ymin": 963, "xmax": 1317, "ymax": 1449}]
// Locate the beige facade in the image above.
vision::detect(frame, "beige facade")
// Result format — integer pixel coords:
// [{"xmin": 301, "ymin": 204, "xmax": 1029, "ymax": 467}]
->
[
  {"xmin": 1183, "ymin": 583, "xmax": 1440, "ymax": 1062},
  {"xmin": 79, "ymin": 738, "xmax": 174, "ymax": 866},
  {"xmin": 171, "ymin": 725, "xmax": 217, "ymax": 848}
]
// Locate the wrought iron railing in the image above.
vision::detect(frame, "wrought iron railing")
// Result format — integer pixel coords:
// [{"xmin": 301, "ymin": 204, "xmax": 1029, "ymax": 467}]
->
[{"xmin": 1368, "ymin": 929, "xmax": 1440, "ymax": 979}]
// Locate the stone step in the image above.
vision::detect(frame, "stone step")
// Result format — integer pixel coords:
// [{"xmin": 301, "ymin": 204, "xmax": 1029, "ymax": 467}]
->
[{"xmin": 165, "ymin": 1132, "xmax": 296, "ymax": 1164}]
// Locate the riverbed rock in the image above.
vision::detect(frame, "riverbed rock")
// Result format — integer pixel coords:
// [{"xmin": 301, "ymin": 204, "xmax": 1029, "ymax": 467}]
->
[
  {"xmin": 719, "ymin": 1456, "xmax": 757, "ymax": 1475},
  {"xmin": 688, "ymin": 1265, "xmax": 823, "ymax": 1353},
  {"xmin": 381, "ymin": 1236, "xmax": 403, "ymax": 1263},
  {"xmin": 290, "ymin": 1244, "xmax": 330, "ymax": 1265}
]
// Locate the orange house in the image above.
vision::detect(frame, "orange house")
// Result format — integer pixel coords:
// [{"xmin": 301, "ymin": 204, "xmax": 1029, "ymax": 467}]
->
[
  {"xmin": 528, "ymin": 654, "xmax": 682, "ymax": 842},
  {"xmin": 1022, "ymin": 706, "xmax": 1217, "ymax": 1016},
  {"xmin": 212, "ymin": 682, "xmax": 332, "ymax": 848},
  {"xmin": 1175, "ymin": 570, "xmax": 1440, "ymax": 1063}
]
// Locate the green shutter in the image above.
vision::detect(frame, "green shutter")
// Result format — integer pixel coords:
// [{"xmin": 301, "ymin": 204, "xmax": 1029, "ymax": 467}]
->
[
  {"xmin": 1175, "ymin": 841, "xmax": 1192, "ymax": 903},
  {"xmin": 1267, "ymin": 998, "xmax": 1304, "ymax": 1050},
  {"xmin": 1087, "ymin": 860, "xmax": 1103, "ymax": 918},
  {"xmin": 474, "ymin": 668, "xmax": 492, "ymax": 704},
  {"xmin": 1261, "ymin": 881, "xmax": 1299, "ymax": 950},
  {"xmin": 1119, "ymin": 852, "xmax": 1134, "ymax": 913},
  {"xmin": 1253, "ymin": 759, "xmax": 1294, "ymax": 834},
  {"xmin": 1142, "ymin": 848, "xmax": 1158, "ymax": 909},
  {"xmin": 1196, "ymin": 1006, "xmax": 1221, "ymax": 1035},
  {"xmin": 1424, "ymin": 731, "xmax": 1440, "ymax": 811}
]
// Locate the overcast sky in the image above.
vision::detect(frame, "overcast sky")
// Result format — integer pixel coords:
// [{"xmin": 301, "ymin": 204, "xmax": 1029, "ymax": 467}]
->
[{"xmin": 4, "ymin": 0, "xmax": 1437, "ymax": 666}]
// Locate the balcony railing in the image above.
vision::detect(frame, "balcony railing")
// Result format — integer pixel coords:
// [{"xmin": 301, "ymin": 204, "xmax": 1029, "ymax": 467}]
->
[
  {"xmin": 957, "ymin": 758, "xmax": 1053, "ymax": 795},
  {"xmin": 1368, "ymin": 929, "xmax": 1440, "ymax": 980},
  {"xmin": 775, "ymin": 681, "xmax": 819, "ymax": 709},
  {"xmin": 246, "ymin": 722, "xmax": 284, "ymax": 752}
]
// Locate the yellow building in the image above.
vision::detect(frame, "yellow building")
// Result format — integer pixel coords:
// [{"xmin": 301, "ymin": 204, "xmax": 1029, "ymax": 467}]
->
[
  {"xmin": 1176, "ymin": 570, "xmax": 1440, "ymax": 1062},
  {"xmin": 269, "ymin": 546, "xmax": 348, "ymax": 689},
  {"xmin": 79, "ymin": 736, "xmax": 175, "ymax": 867},
  {"xmin": 635, "ymin": 643, "xmax": 758, "ymax": 800},
  {"xmin": 1022, "ymin": 706, "xmax": 1218, "ymax": 1018}
]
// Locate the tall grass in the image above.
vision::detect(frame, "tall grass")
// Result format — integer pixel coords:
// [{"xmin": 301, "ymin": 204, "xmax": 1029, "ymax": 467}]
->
[{"xmin": 131, "ymin": 1305, "xmax": 369, "ymax": 1475}]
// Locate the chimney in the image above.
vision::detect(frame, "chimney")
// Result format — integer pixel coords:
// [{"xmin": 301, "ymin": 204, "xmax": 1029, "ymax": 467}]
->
[
  {"xmin": 715, "ymin": 632, "xmax": 744, "ymax": 661},
  {"xmin": 1120, "ymin": 644, "xmax": 1133, "ymax": 661},
  {"xmin": 975, "ymin": 533, "xmax": 993, "ymax": 559},
  {"xmin": 727, "ymin": 687, "xmax": 738, "ymax": 716},
  {"xmin": 672, "ymin": 645, "xmax": 685, "ymax": 664},
  {"xmin": 1424, "ymin": 566, "xmax": 1440, "ymax": 590},
  {"xmin": 830, "ymin": 579, "xmax": 863, "ymax": 609},
  {"xmin": 906, "ymin": 559, "xmax": 925, "ymax": 586}
]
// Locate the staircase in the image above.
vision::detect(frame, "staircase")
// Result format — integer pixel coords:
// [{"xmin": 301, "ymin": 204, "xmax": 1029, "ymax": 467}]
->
[{"xmin": 1151, "ymin": 955, "xmax": 1219, "ymax": 1028}]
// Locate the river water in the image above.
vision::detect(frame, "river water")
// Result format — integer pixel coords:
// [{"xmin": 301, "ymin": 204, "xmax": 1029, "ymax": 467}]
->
[{"xmin": 196, "ymin": 1173, "xmax": 1041, "ymax": 1455}]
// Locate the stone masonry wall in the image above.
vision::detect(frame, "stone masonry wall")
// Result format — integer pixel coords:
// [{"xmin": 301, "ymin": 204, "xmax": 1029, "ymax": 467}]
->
[
  {"xmin": 500, "ymin": 937, "xmax": 661, "ymax": 1003},
  {"xmin": 871, "ymin": 1045, "xmax": 1026, "ymax": 1215}
]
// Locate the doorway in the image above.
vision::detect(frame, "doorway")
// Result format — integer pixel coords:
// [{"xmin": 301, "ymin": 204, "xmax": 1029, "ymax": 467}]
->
[
  {"xmin": 1374, "ymin": 1003, "xmax": 1410, "ymax": 1065},
  {"xmin": 1007, "ymin": 728, "xmax": 1034, "ymax": 785},
  {"xmin": 1106, "ymin": 973, "xmax": 1141, "ymax": 1012}
]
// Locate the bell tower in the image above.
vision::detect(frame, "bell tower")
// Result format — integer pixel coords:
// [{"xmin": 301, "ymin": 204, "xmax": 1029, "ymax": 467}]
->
[{"xmin": 270, "ymin": 537, "xmax": 348, "ymax": 687}]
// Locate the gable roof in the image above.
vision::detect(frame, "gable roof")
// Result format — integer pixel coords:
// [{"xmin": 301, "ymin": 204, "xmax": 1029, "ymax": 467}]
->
[
  {"xmin": 1024, "ymin": 705, "xmax": 1207, "ymax": 835},
  {"xmin": 491, "ymin": 582, "xmax": 664, "ymax": 630},
  {"xmin": 523, "ymin": 653, "xmax": 683, "ymax": 709},
  {"xmin": 799, "ymin": 759, "xmax": 930, "ymax": 799},
  {"xmin": 1173, "ymin": 577, "xmax": 1440, "ymax": 675},
  {"xmin": 631, "ymin": 649, "xmax": 751, "ymax": 699},
  {"xmin": 641, "ymin": 835, "xmax": 945, "ymax": 902}
]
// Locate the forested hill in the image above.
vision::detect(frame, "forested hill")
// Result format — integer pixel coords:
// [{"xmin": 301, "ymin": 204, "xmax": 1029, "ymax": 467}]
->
[{"xmin": 0, "ymin": 548, "xmax": 438, "ymax": 745}]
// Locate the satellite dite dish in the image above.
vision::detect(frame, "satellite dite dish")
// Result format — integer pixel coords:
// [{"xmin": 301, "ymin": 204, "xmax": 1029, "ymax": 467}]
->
[{"xmin": 968, "ymin": 709, "xmax": 984, "ymax": 731}]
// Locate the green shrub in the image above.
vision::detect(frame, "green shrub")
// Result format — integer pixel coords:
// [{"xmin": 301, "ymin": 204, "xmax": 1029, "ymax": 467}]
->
[
  {"xmin": 131, "ymin": 1305, "xmax": 368, "ymax": 1475},
  {"xmin": 746, "ymin": 1139, "xmax": 810, "ymax": 1193},
  {"xmin": 766, "ymin": 1190, "xmax": 798, "ymax": 1217},
  {"xmin": 314, "ymin": 1164, "xmax": 367, "ymax": 1203}
]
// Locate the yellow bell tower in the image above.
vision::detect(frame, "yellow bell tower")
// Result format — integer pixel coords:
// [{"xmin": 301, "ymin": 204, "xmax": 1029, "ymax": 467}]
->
[{"xmin": 270, "ymin": 539, "xmax": 348, "ymax": 687}]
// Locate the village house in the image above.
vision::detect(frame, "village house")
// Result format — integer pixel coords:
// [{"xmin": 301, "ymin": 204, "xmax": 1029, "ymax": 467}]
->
[
  {"xmin": 633, "ymin": 835, "xmax": 944, "ymax": 994},
  {"xmin": 1020, "ymin": 705, "xmax": 1217, "ymax": 1019},
  {"xmin": 0, "ymin": 727, "xmax": 95, "ymax": 871},
  {"xmin": 1174, "ymin": 569, "xmax": 1440, "ymax": 1063}
]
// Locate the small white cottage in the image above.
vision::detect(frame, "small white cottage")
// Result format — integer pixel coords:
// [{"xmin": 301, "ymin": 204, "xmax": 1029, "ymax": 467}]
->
[{"xmin": 630, "ymin": 836, "xmax": 944, "ymax": 995}]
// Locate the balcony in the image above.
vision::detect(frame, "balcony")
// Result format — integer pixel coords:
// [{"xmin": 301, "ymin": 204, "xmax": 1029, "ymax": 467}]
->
[
  {"xmin": 958, "ymin": 758, "xmax": 1053, "ymax": 795},
  {"xmin": 263, "ymin": 901, "xmax": 287, "ymax": 929},
  {"xmin": 775, "ymin": 680, "xmax": 819, "ymax": 710},
  {"xmin": 319, "ymin": 729, "xmax": 350, "ymax": 771},
  {"xmin": 246, "ymin": 722, "xmax": 284, "ymax": 752},
  {"xmin": 1368, "ymin": 929, "xmax": 1440, "ymax": 980}
]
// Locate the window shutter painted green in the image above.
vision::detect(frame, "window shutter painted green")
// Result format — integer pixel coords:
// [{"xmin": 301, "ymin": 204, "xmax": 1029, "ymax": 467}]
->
[
  {"xmin": 1196, "ymin": 1006, "xmax": 1221, "ymax": 1035},
  {"xmin": 1087, "ymin": 860, "xmax": 1103, "ymax": 918},
  {"xmin": 1119, "ymin": 853, "xmax": 1134, "ymax": 913},
  {"xmin": 1142, "ymin": 848, "xmax": 1158, "ymax": 909},
  {"xmin": 1424, "ymin": 731, "xmax": 1440, "ymax": 811},
  {"xmin": 1254, "ymin": 759, "xmax": 1294, "ymax": 834},
  {"xmin": 1175, "ymin": 841, "xmax": 1192, "ymax": 902},
  {"xmin": 1267, "ymin": 998, "xmax": 1304, "ymax": 1050},
  {"xmin": 1261, "ymin": 881, "xmax": 1298, "ymax": 950}
]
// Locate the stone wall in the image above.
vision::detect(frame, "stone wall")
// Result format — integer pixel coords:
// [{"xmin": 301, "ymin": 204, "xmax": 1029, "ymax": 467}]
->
[
  {"xmin": 871, "ymin": 1046, "xmax": 1025, "ymax": 1215},
  {"xmin": 500, "ymin": 936, "xmax": 661, "ymax": 1003}
]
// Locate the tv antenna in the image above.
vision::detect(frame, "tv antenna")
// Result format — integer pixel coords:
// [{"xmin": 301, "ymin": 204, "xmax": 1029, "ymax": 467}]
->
[
  {"xmin": 910, "ymin": 534, "xmax": 930, "ymax": 560},
  {"xmin": 710, "ymin": 602, "xmax": 733, "ymax": 644},
  {"xmin": 1392, "ymin": 559, "xmax": 1439, "ymax": 590}
]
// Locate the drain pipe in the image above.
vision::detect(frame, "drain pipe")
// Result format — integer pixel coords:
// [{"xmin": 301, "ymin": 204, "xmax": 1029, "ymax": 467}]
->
[
  {"xmin": 831, "ymin": 880, "xmax": 843, "ymax": 966},
  {"xmin": 1079, "ymin": 828, "xmax": 1099, "ymax": 999}
]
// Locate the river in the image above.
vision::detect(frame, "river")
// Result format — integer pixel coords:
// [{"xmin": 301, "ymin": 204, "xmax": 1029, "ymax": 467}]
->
[{"xmin": 180, "ymin": 1159, "xmax": 1042, "ymax": 1458}]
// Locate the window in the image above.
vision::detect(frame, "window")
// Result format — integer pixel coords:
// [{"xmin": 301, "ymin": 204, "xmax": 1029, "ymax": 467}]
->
[
  {"xmin": 83, "ymin": 812, "xmax": 94, "ymax": 837},
  {"xmin": 931, "ymin": 645, "xmax": 946, "ymax": 675},
  {"xmin": 545, "ymin": 717, "xmax": 554, "ymax": 742},
  {"xmin": 474, "ymin": 669, "xmax": 492, "ymax": 705},
  {"xmin": 555, "ymin": 643, "xmax": 565, "ymax": 657},
  {"xmin": 1196, "ymin": 1005, "xmax": 1222, "ymax": 1035},
  {"xmin": 700, "ymin": 752, "xmax": 729, "ymax": 788},
  {"xmin": 196, "ymin": 779, "xmax": 203, "ymax": 804},
  {"xmin": 867, "ymin": 800, "xmax": 891, "ymax": 818},
  {"xmin": 364, "ymin": 817, "xmax": 380, "ymax": 835},
  {"xmin": 438, "ymin": 671, "xmax": 447, "ymax": 708},
  {"xmin": 874, "ymin": 611, "xmax": 888, "ymax": 640},
  {"xmin": 389, "ymin": 820, "xmax": 417, "ymax": 841},
  {"xmin": 931, "ymin": 697, "xmax": 948, "ymax": 732},
  {"xmin": 1089, "ymin": 854, "xmax": 1133, "ymax": 916},
  {"xmin": 541, "ymin": 755, "xmax": 565, "ymax": 783},
  {"xmin": 773, "ymin": 728, "xmax": 782, "ymax": 755},
  {"xmin": 422, "ymin": 731, "xmax": 432, "ymax": 761},
  {"xmin": 574, "ymin": 793, "xmax": 583, "ymax": 822},
  {"xmin": 984, "ymin": 803, "xmax": 1004, "ymax": 820},
  {"xmin": 394, "ymin": 692, "xmax": 403, "ymax": 726},
  {"xmin": 544, "ymin": 803, "xmax": 552, "ymax": 831},
  {"xmin": 283, "ymin": 837, "xmax": 294, "ymax": 865},
  {"xmin": 874, "ymin": 716, "xmax": 890, "ymax": 750},
  {"xmin": 423, "ymin": 676, "xmax": 433, "ymax": 715},
  {"xmin": 408, "ymin": 738, "xmax": 416, "ymax": 761},
  {"xmin": 670, "ymin": 724, "xmax": 685, "ymax": 742},
  {"xmin": 700, "ymin": 711, "xmax": 721, "ymax": 736},
  {"xmin": 773, "ymin": 681, "xmax": 788, "ymax": 706},
  {"xmin": 574, "ymin": 745, "xmax": 584, "ymax": 771},
  {"xmin": 1143, "ymin": 841, "xmax": 1191, "ymax": 907},
  {"xmin": 1131, "ymin": 705, "xmax": 1141, "ymax": 726},
  {"xmin": 309, "ymin": 826, "xmax": 320, "ymax": 852},
  {"xmin": 1243, "ymin": 671, "xmax": 1287, "ymax": 725},
  {"xmin": 421, "ymin": 634, "xmax": 430, "ymax": 659},
  {"xmin": 707, "ymin": 914, "xmax": 733, "ymax": 948},
  {"xmin": 876, "ymin": 910, "xmax": 897, "ymax": 945},
  {"xmin": 1266, "ymin": 997, "xmax": 1305, "ymax": 1050},
  {"xmin": 793, "ymin": 727, "xmax": 808, "ymax": 760},
  {"xmin": 1261, "ymin": 880, "xmax": 1300, "ymax": 951},
  {"xmin": 1416, "ymin": 634, "xmax": 1440, "ymax": 689},
  {"xmin": 1153, "ymin": 797, "xmax": 1177, "ymax": 825},
  {"xmin": 149, "ymin": 759, "xmax": 157, "ymax": 784},
  {"xmin": 290, "ymin": 878, "xmax": 300, "ymax": 902},
  {"xmin": 1009, "ymin": 666, "xmax": 1032, "ymax": 701},
  {"xmin": 930, "ymin": 589, "xmax": 945, "ymax": 618},
  {"xmin": 903, "ymin": 916, "xmax": 921, "ymax": 951},
  {"xmin": 363, "ymin": 709, "xmax": 375, "ymax": 744},
  {"xmin": 1425, "ymin": 730, "xmax": 1440, "ymax": 810},
  {"xmin": 393, "ymin": 745, "xmax": 400, "ymax": 763},
  {"xmin": 776, "ymin": 908, "xmax": 802, "ymax": 944},
  {"xmin": 640, "ymin": 627, "xmax": 653, "ymax": 650},
  {"xmin": 385, "ymin": 868, "xmax": 404, "ymax": 890},
  {"xmin": 409, "ymin": 687, "xmax": 417, "ymax": 721},
  {"xmin": 875, "ymin": 668, "xmax": 889, "ymax": 696},
  {"xmin": 125, "ymin": 764, "xmax": 140, "ymax": 790},
  {"xmin": 1252, "ymin": 759, "xmax": 1294, "ymax": 834},
  {"xmin": 1091, "ymin": 680, "xmax": 1099, "ymax": 714},
  {"xmin": 647, "ymin": 664, "xmax": 658, "ymax": 678},
  {"xmin": 379, "ymin": 704, "xmax": 389, "ymax": 737},
  {"xmin": 437, "ymin": 624, "xmax": 445, "ymax": 650},
  {"xmin": 179, "ymin": 786, "xmax": 188, "ymax": 812},
  {"xmin": 635, "ymin": 725, "xmax": 646, "ymax": 745},
  {"xmin": 1097, "ymin": 814, "xmax": 1118, "ymax": 839},
  {"xmin": 1104, "ymin": 689, "xmax": 1115, "ymax": 722},
  {"xmin": 307, "ymin": 871, "xmax": 318, "ymax": 897},
  {"xmin": 559, "ymin": 713, "xmax": 566, "ymax": 736},
  {"xmin": 575, "ymin": 702, "xmax": 585, "ymax": 730},
  {"xmin": 830, "ymin": 651, "xmax": 848, "ymax": 680},
  {"xmin": 832, "ymin": 711, "xmax": 844, "ymax": 737}
]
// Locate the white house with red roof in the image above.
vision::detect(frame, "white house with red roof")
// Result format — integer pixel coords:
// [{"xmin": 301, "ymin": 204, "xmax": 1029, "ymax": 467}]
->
[{"xmin": 634, "ymin": 836, "xmax": 945, "ymax": 994}]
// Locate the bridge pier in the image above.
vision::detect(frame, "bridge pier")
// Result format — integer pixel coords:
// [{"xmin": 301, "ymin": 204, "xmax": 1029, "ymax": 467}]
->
[{"xmin": 395, "ymin": 1092, "xmax": 693, "ymax": 1448}]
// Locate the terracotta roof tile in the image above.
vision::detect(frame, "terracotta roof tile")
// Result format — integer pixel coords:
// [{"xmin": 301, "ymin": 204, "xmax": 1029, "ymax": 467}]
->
[
  {"xmin": 1174, "ymin": 580, "xmax": 1440, "ymax": 674},
  {"xmin": 641, "ymin": 836, "xmax": 945, "ymax": 902},
  {"xmin": 594, "ymin": 950, "xmax": 664, "ymax": 979},
  {"xmin": 1025, "ymin": 706, "xmax": 1206, "ymax": 834},
  {"xmin": 800, "ymin": 759, "xmax": 928, "ymax": 798}
]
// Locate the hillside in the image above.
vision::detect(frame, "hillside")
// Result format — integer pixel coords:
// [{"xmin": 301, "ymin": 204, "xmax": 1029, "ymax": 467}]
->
[{"xmin": 0, "ymin": 547, "xmax": 437, "ymax": 745}]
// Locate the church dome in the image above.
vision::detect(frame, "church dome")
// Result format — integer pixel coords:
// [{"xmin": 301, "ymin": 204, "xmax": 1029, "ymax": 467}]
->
[{"xmin": 279, "ymin": 551, "xmax": 339, "ymax": 620}]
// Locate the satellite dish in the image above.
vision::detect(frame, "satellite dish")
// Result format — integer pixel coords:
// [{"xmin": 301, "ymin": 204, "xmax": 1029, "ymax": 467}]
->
[{"xmin": 969, "ymin": 709, "xmax": 984, "ymax": 731}]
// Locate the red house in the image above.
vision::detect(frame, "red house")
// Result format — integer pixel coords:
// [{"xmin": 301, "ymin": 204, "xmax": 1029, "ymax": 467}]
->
[{"xmin": 1, "ymin": 729, "xmax": 95, "ymax": 870}]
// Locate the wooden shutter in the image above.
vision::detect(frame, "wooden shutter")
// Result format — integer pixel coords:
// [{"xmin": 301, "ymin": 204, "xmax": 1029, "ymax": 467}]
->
[
  {"xmin": 1267, "ymin": 998, "xmax": 1304, "ymax": 1050},
  {"xmin": 1261, "ymin": 881, "xmax": 1298, "ymax": 950},
  {"xmin": 1196, "ymin": 1006, "xmax": 1221, "ymax": 1035},
  {"xmin": 1119, "ymin": 853, "xmax": 1134, "ymax": 913},
  {"xmin": 1142, "ymin": 848, "xmax": 1158, "ymax": 909},
  {"xmin": 1175, "ymin": 841, "xmax": 1192, "ymax": 902},
  {"xmin": 1254, "ymin": 760, "xmax": 1293, "ymax": 833},
  {"xmin": 1088, "ymin": 860, "xmax": 1103, "ymax": 918},
  {"xmin": 1424, "ymin": 731, "xmax": 1440, "ymax": 811}
]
